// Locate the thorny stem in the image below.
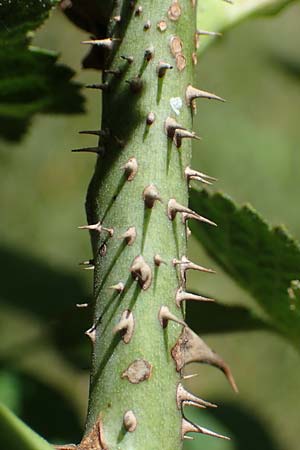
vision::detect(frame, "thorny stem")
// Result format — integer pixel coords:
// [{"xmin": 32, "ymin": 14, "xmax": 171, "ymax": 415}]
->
[{"xmin": 74, "ymin": 1, "xmax": 232, "ymax": 449}]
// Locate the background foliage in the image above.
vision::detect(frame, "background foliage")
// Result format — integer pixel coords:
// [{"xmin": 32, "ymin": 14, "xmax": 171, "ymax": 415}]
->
[{"xmin": 0, "ymin": 2, "xmax": 300, "ymax": 449}]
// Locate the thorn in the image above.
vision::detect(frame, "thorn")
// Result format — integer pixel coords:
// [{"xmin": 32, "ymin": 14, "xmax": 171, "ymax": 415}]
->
[
  {"xmin": 146, "ymin": 112, "xmax": 155, "ymax": 125},
  {"xmin": 79, "ymin": 130, "xmax": 105, "ymax": 137},
  {"xmin": 135, "ymin": 5, "xmax": 143, "ymax": 15},
  {"xmin": 71, "ymin": 147, "xmax": 104, "ymax": 155},
  {"xmin": 177, "ymin": 383, "xmax": 217, "ymax": 409},
  {"xmin": 123, "ymin": 410, "xmax": 137, "ymax": 432},
  {"xmin": 167, "ymin": 198, "xmax": 197, "ymax": 221},
  {"xmin": 186, "ymin": 84, "xmax": 225, "ymax": 108},
  {"xmin": 182, "ymin": 212, "xmax": 217, "ymax": 227},
  {"xmin": 79, "ymin": 259, "xmax": 94, "ymax": 266},
  {"xmin": 173, "ymin": 128, "xmax": 201, "ymax": 148},
  {"xmin": 120, "ymin": 55, "xmax": 134, "ymax": 63},
  {"xmin": 85, "ymin": 324, "xmax": 96, "ymax": 343},
  {"xmin": 181, "ymin": 417, "xmax": 230, "ymax": 440},
  {"xmin": 183, "ymin": 435, "xmax": 193, "ymax": 441},
  {"xmin": 122, "ymin": 157, "xmax": 138, "ymax": 181},
  {"xmin": 113, "ymin": 15, "xmax": 121, "ymax": 22},
  {"xmin": 196, "ymin": 29, "xmax": 222, "ymax": 37},
  {"xmin": 144, "ymin": 20, "xmax": 151, "ymax": 30},
  {"xmin": 143, "ymin": 184, "xmax": 162, "ymax": 208},
  {"xmin": 85, "ymin": 82, "xmax": 109, "ymax": 91},
  {"xmin": 164, "ymin": 117, "xmax": 186, "ymax": 139},
  {"xmin": 144, "ymin": 46, "xmax": 154, "ymax": 61},
  {"xmin": 154, "ymin": 254, "xmax": 166, "ymax": 266},
  {"xmin": 172, "ymin": 326, "xmax": 238, "ymax": 393},
  {"xmin": 104, "ymin": 68, "xmax": 122, "ymax": 77},
  {"xmin": 173, "ymin": 256, "xmax": 215, "ymax": 286},
  {"xmin": 113, "ymin": 310, "xmax": 135, "ymax": 343},
  {"xmin": 182, "ymin": 373, "xmax": 199, "ymax": 380},
  {"xmin": 158, "ymin": 305, "xmax": 186, "ymax": 328},
  {"xmin": 176, "ymin": 287, "xmax": 215, "ymax": 307},
  {"xmin": 126, "ymin": 77, "xmax": 143, "ymax": 93},
  {"xmin": 109, "ymin": 282, "xmax": 125, "ymax": 293},
  {"xmin": 119, "ymin": 226, "xmax": 137, "ymax": 246},
  {"xmin": 157, "ymin": 61, "xmax": 173, "ymax": 77},
  {"xmin": 76, "ymin": 302, "xmax": 89, "ymax": 308},
  {"xmin": 81, "ymin": 38, "xmax": 118, "ymax": 49},
  {"xmin": 78, "ymin": 222, "xmax": 114, "ymax": 237},
  {"xmin": 83, "ymin": 265, "xmax": 95, "ymax": 270},
  {"xmin": 130, "ymin": 255, "xmax": 152, "ymax": 290},
  {"xmin": 185, "ymin": 166, "xmax": 217, "ymax": 185}
]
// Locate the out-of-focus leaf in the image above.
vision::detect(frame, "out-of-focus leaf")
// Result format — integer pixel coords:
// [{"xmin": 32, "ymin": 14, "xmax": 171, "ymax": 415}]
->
[
  {"xmin": 197, "ymin": 0, "xmax": 297, "ymax": 53},
  {"xmin": 190, "ymin": 188, "xmax": 300, "ymax": 347},
  {"xmin": 0, "ymin": 245, "xmax": 90, "ymax": 368},
  {"xmin": 0, "ymin": 403, "xmax": 54, "ymax": 450},
  {"xmin": 186, "ymin": 300, "xmax": 272, "ymax": 335},
  {"xmin": 0, "ymin": 0, "xmax": 84, "ymax": 142}
]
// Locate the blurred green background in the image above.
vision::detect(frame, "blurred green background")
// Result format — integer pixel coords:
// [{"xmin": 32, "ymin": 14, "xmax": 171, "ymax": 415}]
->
[{"xmin": 1, "ymin": 4, "xmax": 300, "ymax": 449}]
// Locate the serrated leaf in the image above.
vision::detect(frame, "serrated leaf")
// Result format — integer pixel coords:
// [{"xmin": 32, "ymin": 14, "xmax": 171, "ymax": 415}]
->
[
  {"xmin": 190, "ymin": 188, "xmax": 300, "ymax": 347},
  {"xmin": 197, "ymin": 0, "xmax": 297, "ymax": 53},
  {"xmin": 0, "ymin": 0, "xmax": 84, "ymax": 142},
  {"xmin": 0, "ymin": 403, "xmax": 54, "ymax": 450}
]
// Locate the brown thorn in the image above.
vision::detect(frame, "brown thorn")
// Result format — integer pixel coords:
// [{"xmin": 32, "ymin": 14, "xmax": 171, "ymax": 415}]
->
[
  {"xmin": 173, "ymin": 128, "xmax": 201, "ymax": 148},
  {"xmin": 172, "ymin": 326, "xmax": 238, "ymax": 393},
  {"xmin": 81, "ymin": 38, "xmax": 118, "ymax": 49},
  {"xmin": 122, "ymin": 157, "xmax": 138, "ymax": 181},
  {"xmin": 119, "ymin": 226, "xmax": 137, "ymax": 246},
  {"xmin": 165, "ymin": 117, "xmax": 186, "ymax": 139},
  {"xmin": 176, "ymin": 287, "xmax": 215, "ymax": 307},
  {"xmin": 78, "ymin": 222, "xmax": 114, "ymax": 237},
  {"xmin": 85, "ymin": 324, "xmax": 96, "ymax": 343},
  {"xmin": 158, "ymin": 305, "xmax": 186, "ymax": 329},
  {"xmin": 196, "ymin": 29, "xmax": 222, "ymax": 37},
  {"xmin": 130, "ymin": 255, "xmax": 152, "ymax": 290},
  {"xmin": 108, "ymin": 282, "xmax": 125, "ymax": 293},
  {"xmin": 71, "ymin": 147, "xmax": 104, "ymax": 155},
  {"xmin": 85, "ymin": 82, "xmax": 109, "ymax": 91},
  {"xmin": 146, "ymin": 112, "xmax": 155, "ymax": 125},
  {"xmin": 135, "ymin": 5, "xmax": 143, "ymax": 15},
  {"xmin": 157, "ymin": 61, "xmax": 173, "ymax": 77},
  {"xmin": 185, "ymin": 166, "xmax": 217, "ymax": 185},
  {"xmin": 182, "ymin": 211, "xmax": 217, "ymax": 227},
  {"xmin": 120, "ymin": 55, "xmax": 134, "ymax": 64},
  {"xmin": 144, "ymin": 46, "xmax": 155, "ymax": 61},
  {"xmin": 173, "ymin": 255, "xmax": 215, "ymax": 275},
  {"xmin": 167, "ymin": 198, "xmax": 195, "ymax": 221},
  {"xmin": 181, "ymin": 417, "xmax": 230, "ymax": 440},
  {"xmin": 79, "ymin": 130, "xmax": 105, "ymax": 137},
  {"xmin": 144, "ymin": 20, "xmax": 151, "ymax": 30},
  {"xmin": 123, "ymin": 410, "xmax": 137, "ymax": 432},
  {"xmin": 186, "ymin": 84, "xmax": 225, "ymax": 108},
  {"xmin": 79, "ymin": 259, "xmax": 94, "ymax": 266},
  {"xmin": 177, "ymin": 383, "xmax": 217, "ymax": 409},
  {"xmin": 154, "ymin": 254, "xmax": 166, "ymax": 266},
  {"xmin": 143, "ymin": 184, "xmax": 162, "ymax": 208},
  {"xmin": 113, "ymin": 310, "xmax": 135, "ymax": 344}
]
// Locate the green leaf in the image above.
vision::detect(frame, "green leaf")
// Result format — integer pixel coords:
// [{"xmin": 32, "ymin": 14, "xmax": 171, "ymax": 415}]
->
[
  {"xmin": 0, "ymin": 403, "xmax": 54, "ymax": 450},
  {"xmin": 0, "ymin": 0, "xmax": 84, "ymax": 142},
  {"xmin": 197, "ymin": 0, "xmax": 297, "ymax": 53},
  {"xmin": 186, "ymin": 300, "xmax": 272, "ymax": 335},
  {"xmin": 189, "ymin": 188, "xmax": 300, "ymax": 347}
]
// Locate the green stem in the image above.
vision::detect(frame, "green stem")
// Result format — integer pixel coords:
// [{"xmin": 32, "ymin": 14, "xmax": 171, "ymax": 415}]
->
[{"xmin": 83, "ymin": 1, "xmax": 196, "ymax": 448}]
